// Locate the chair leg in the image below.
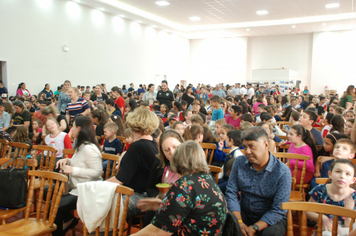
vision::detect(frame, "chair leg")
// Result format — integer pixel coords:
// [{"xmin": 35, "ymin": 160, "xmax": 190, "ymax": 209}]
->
[{"xmin": 127, "ymin": 217, "xmax": 133, "ymax": 235}]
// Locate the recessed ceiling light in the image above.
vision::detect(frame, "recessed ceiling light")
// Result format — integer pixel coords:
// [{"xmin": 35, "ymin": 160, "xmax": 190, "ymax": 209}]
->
[
  {"xmin": 325, "ymin": 3, "xmax": 339, "ymax": 8},
  {"xmin": 120, "ymin": 14, "xmax": 125, "ymax": 17},
  {"xmin": 256, "ymin": 10, "xmax": 268, "ymax": 15},
  {"xmin": 322, "ymin": 23, "xmax": 327, "ymax": 26},
  {"xmin": 155, "ymin": 1, "xmax": 170, "ymax": 6},
  {"xmin": 246, "ymin": 28, "xmax": 250, "ymax": 31},
  {"xmin": 292, "ymin": 25, "xmax": 296, "ymax": 28},
  {"xmin": 189, "ymin": 16, "xmax": 201, "ymax": 21}
]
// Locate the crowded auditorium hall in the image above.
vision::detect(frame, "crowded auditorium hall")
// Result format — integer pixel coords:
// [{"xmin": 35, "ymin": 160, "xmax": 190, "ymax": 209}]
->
[{"xmin": 1, "ymin": 0, "xmax": 356, "ymax": 236}]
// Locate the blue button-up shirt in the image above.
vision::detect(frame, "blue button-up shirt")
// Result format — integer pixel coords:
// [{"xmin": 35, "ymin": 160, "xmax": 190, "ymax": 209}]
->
[{"xmin": 225, "ymin": 152, "xmax": 291, "ymax": 225}]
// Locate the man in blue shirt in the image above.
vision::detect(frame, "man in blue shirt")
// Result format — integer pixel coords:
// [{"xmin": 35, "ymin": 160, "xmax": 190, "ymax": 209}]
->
[
  {"xmin": 225, "ymin": 126, "xmax": 291, "ymax": 236},
  {"xmin": 212, "ymin": 84, "xmax": 226, "ymax": 98}
]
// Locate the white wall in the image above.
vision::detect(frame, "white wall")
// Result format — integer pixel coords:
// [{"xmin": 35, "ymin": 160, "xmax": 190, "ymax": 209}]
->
[
  {"xmin": 311, "ymin": 30, "xmax": 356, "ymax": 95},
  {"xmin": 189, "ymin": 37, "xmax": 247, "ymax": 86},
  {"xmin": 247, "ymin": 34, "xmax": 313, "ymax": 90},
  {"xmin": 0, "ymin": 0, "xmax": 190, "ymax": 95}
]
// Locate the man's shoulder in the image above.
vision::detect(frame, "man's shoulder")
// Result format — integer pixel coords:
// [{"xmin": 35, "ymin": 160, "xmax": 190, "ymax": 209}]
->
[{"xmin": 270, "ymin": 154, "xmax": 291, "ymax": 173}]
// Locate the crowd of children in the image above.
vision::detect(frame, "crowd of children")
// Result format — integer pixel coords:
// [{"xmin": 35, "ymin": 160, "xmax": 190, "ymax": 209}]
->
[{"xmin": 2, "ymin": 81, "xmax": 356, "ymax": 234}]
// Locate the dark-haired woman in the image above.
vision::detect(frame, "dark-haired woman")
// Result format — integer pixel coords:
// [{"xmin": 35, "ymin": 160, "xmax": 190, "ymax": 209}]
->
[
  {"xmin": 16, "ymin": 82, "xmax": 31, "ymax": 98},
  {"xmin": 105, "ymin": 98, "xmax": 122, "ymax": 117},
  {"xmin": 41, "ymin": 83, "xmax": 53, "ymax": 98},
  {"xmin": 280, "ymin": 124, "xmax": 316, "ymax": 184},
  {"xmin": 90, "ymin": 84, "xmax": 108, "ymax": 105},
  {"xmin": 182, "ymin": 85, "xmax": 195, "ymax": 107},
  {"xmin": 142, "ymin": 84, "xmax": 157, "ymax": 106},
  {"xmin": 54, "ymin": 116, "xmax": 102, "ymax": 236},
  {"xmin": 12, "ymin": 101, "xmax": 32, "ymax": 129}
]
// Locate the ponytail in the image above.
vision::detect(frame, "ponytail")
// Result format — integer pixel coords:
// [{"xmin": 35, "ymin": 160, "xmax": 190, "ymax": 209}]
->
[
  {"xmin": 183, "ymin": 124, "xmax": 204, "ymax": 141},
  {"xmin": 91, "ymin": 109, "xmax": 108, "ymax": 125},
  {"xmin": 291, "ymin": 124, "xmax": 318, "ymax": 164}
]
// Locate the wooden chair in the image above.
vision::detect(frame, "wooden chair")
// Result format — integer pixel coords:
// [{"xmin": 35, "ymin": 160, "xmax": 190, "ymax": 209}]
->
[
  {"xmin": 315, "ymin": 178, "xmax": 329, "ymax": 185},
  {"xmin": 63, "ymin": 149, "xmax": 76, "ymax": 158},
  {"xmin": 276, "ymin": 135, "xmax": 288, "ymax": 140},
  {"xmin": 314, "ymin": 127, "xmax": 323, "ymax": 131},
  {"xmin": 215, "ymin": 137, "xmax": 220, "ymax": 142},
  {"xmin": 82, "ymin": 185, "xmax": 134, "ymax": 236},
  {"xmin": 276, "ymin": 121, "xmax": 292, "ymax": 132},
  {"xmin": 0, "ymin": 170, "xmax": 68, "ymax": 235},
  {"xmin": 200, "ymin": 143, "xmax": 217, "ymax": 165},
  {"xmin": 273, "ymin": 153, "xmax": 310, "ymax": 201},
  {"xmin": 276, "ymin": 143, "xmax": 290, "ymax": 152},
  {"xmin": 102, "ymin": 153, "xmax": 120, "ymax": 180},
  {"xmin": 4, "ymin": 142, "xmax": 30, "ymax": 159},
  {"xmin": 209, "ymin": 165, "xmax": 223, "ymax": 184},
  {"xmin": 316, "ymin": 145, "xmax": 323, "ymax": 151},
  {"xmin": 0, "ymin": 159, "xmax": 38, "ymax": 225},
  {"xmin": 0, "ymin": 139, "xmax": 8, "ymax": 158},
  {"xmin": 282, "ymin": 202, "xmax": 356, "ymax": 236},
  {"xmin": 32, "ymin": 145, "xmax": 57, "ymax": 172},
  {"xmin": 223, "ymin": 149, "xmax": 245, "ymax": 155},
  {"xmin": 117, "ymin": 136, "xmax": 127, "ymax": 152}
]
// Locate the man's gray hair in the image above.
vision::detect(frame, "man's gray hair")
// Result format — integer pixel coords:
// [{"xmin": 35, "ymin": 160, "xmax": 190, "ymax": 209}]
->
[{"xmin": 242, "ymin": 126, "xmax": 268, "ymax": 141}]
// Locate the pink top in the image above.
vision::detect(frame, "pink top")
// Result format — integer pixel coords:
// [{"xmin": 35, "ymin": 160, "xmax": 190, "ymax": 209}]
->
[
  {"xmin": 16, "ymin": 88, "xmax": 31, "ymax": 97},
  {"xmin": 252, "ymin": 102, "xmax": 267, "ymax": 114},
  {"xmin": 225, "ymin": 115, "xmax": 241, "ymax": 129},
  {"xmin": 287, "ymin": 141, "xmax": 315, "ymax": 173}
]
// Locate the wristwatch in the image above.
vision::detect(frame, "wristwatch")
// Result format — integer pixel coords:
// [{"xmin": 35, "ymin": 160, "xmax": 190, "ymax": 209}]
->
[{"xmin": 252, "ymin": 224, "xmax": 259, "ymax": 232}]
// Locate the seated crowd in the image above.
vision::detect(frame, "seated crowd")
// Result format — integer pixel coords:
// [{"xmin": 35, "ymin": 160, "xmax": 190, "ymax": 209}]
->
[{"xmin": 1, "ymin": 80, "xmax": 356, "ymax": 236}]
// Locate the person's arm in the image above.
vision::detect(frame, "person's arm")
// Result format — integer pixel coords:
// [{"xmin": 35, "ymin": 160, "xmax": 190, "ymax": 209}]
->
[
  {"xmin": 131, "ymin": 224, "xmax": 172, "ymax": 236},
  {"xmin": 66, "ymin": 114, "xmax": 70, "ymax": 125},
  {"xmin": 63, "ymin": 134, "xmax": 72, "ymax": 158},
  {"xmin": 57, "ymin": 94, "xmax": 62, "ymax": 112},
  {"xmin": 81, "ymin": 108, "xmax": 91, "ymax": 117},
  {"xmin": 58, "ymin": 119, "xmax": 67, "ymax": 132},
  {"xmin": 16, "ymin": 89, "xmax": 23, "ymax": 97},
  {"xmin": 344, "ymin": 196, "xmax": 355, "ymax": 227},
  {"xmin": 258, "ymin": 169, "xmax": 292, "ymax": 226},
  {"xmin": 2, "ymin": 114, "xmax": 10, "ymax": 131},
  {"xmin": 306, "ymin": 194, "xmax": 333, "ymax": 231}
]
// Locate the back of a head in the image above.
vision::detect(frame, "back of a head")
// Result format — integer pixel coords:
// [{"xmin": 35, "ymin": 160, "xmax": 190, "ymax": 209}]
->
[
  {"xmin": 202, "ymin": 126, "xmax": 215, "ymax": 143},
  {"xmin": 74, "ymin": 116, "xmax": 100, "ymax": 150},
  {"xmin": 170, "ymin": 140, "xmax": 209, "ymax": 176},
  {"xmin": 260, "ymin": 112, "xmax": 272, "ymax": 122},
  {"xmin": 242, "ymin": 126, "xmax": 268, "ymax": 142},
  {"xmin": 183, "ymin": 124, "xmax": 204, "ymax": 141},
  {"xmin": 227, "ymin": 129, "xmax": 242, "ymax": 147},
  {"xmin": 210, "ymin": 95, "xmax": 220, "ymax": 102},
  {"xmin": 240, "ymin": 122, "xmax": 253, "ymax": 131},
  {"xmin": 126, "ymin": 108, "xmax": 159, "ymax": 135},
  {"xmin": 241, "ymin": 113, "xmax": 253, "ymax": 123}
]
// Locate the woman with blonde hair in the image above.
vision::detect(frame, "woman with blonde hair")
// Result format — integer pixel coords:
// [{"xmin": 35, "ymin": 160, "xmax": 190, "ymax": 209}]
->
[
  {"xmin": 135, "ymin": 141, "xmax": 227, "ymax": 236},
  {"xmin": 107, "ymin": 108, "xmax": 159, "ymax": 217}
]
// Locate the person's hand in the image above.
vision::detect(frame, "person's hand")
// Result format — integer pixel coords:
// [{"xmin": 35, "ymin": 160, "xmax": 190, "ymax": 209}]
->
[
  {"xmin": 344, "ymin": 196, "xmax": 355, "ymax": 210},
  {"xmin": 218, "ymin": 140, "xmax": 224, "ymax": 150},
  {"xmin": 239, "ymin": 222, "xmax": 255, "ymax": 236},
  {"xmin": 137, "ymin": 198, "xmax": 162, "ymax": 212},
  {"xmin": 322, "ymin": 215, "xmax": 333, "ymax": 232},
  {"xmin": 314, "ymin": 172, "xmax": 321, "ymax": 177},
  {"xmin": 61, "ymin": 165, "xmax": 73, "ymax": 174},
  {"xmin": 279, "ymin": 141, "xmax": 287, "ymax": 146},
  {"xmin": 56, "ymin": 158, "xmax": 68, "ymax": 170}
]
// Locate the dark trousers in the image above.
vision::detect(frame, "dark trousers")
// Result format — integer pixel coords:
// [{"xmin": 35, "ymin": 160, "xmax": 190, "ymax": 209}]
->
[
  {"xmin": 241, "ymin": 211, "xmax": 287, "ymax": 236},
  {"xmin": 44, "ymin": 185, "xmax": 77, "ymax": 236},
  {"xmin": 52, "ymin": 194, "xmax": 78, "ymax": 236}
]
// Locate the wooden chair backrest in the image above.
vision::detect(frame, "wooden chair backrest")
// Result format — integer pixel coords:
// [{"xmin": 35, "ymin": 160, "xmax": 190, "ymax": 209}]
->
[
  {"xmin": 222, "ymin": 149, "xmax": 245, "ymax": 155},
  {"xmin": 83, "ymin": 185, "xmax": 134, "ymax": 236},
  {"xmin": 276, "ymin": 143, "xmax": 290, "ymax": 152},
  {"xmin": 5, "ymin": 142, "xmax": 30, "ymax": 159},
  {"xmin": 277, "ymin": 135, "xmax": 288, "ymax": 140},
  {"xmin": 316, "ymin": 145, "xmax": 323, "ymax": 151},
  {"xmin": 25, "ymin": 170, "xmax": 68, "ymax": 226},
  {"xmin": 200, "ymin": 143, "xmax": 217, "ymax": 165},
  {"xmin": 209, "ymin": 165, "xmax": 223, "ymax": 184},
  {"xmin": 32, "ymin": 145, "xmax": 57, "ymax": 172},
  {"xmin": 273, "ymin": 152, "xmax": 310, "ymax": 192},
  {"xmin": 0, "ymin": 139, "xmax": 8, "ymax": 158},
  {"xmin": 0, "ymin": 158, "xmax": 37, "ymax": 170},
  {"xmin": 215, "ymin": 137, "xmax": 220, "ymax": 142},
  {"xmin": 314, "ymin": 127, "xmax": 323, "ymax": 131},
  {"xmin": 352, "ymin": 159, "xmax": 356, "ymax": 166},
  {"xmin": 276, "ymin": 121, "xmax": 292, "ymax": 129},
  {"xmin": 117, "ymin": 136, "xmax": 127, "ymax": 152},
  {"xmin": 63, "ymin": 149, "xmax": 76, "ymax": 159},
  {"xmin": 315, "ymin": 178, "xmax": 329, "ymax": 185},
  {"xmin": 282, "ymin": 202, "xmax": 356, "ymax": 236},
  {"xmin": 101, "ymin": 153, "xmax": 120, "ymax": 180}
]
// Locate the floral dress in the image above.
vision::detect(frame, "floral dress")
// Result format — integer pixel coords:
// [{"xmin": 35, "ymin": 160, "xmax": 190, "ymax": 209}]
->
[
  {"xmin": 309, "ymin": 184, "xmax": 356, "ymax": 224},
  {"xmin": 152, "ymin": 173, "xmax": 227, "ymax": 236}
]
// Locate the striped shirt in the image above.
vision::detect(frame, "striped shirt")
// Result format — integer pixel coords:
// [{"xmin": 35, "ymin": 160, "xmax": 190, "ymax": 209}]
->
[{"xmin": 66, "ymin": 98, "xmax": 90, "ymax": 116}]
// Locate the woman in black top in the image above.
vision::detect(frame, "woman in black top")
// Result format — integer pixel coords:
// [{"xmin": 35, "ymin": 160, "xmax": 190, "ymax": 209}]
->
[
  {"xmin": 12, "ymin": 101, "xmax": 31, "ymax": 130},
  {"xmin": 107, "ymin": 108, "xmax": 159, "ymax": 217},
  {"xmin": 90, "ymin": 84, "xmax": 108, "ymax": 105},
  {"xmin": 182, "ymin": 85, "xmax": 195, "ymax": 107}
]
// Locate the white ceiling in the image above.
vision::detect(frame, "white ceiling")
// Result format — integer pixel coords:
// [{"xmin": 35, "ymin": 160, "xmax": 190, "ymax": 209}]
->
[{"xmin": 77, "ymin": 0, "xmax": 356, "ymax": 38}]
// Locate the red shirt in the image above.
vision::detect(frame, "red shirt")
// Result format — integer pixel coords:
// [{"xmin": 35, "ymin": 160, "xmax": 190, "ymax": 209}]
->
[{"xmin": 115, "ymin": 96, "xmax": 125, "ymax": 117}]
